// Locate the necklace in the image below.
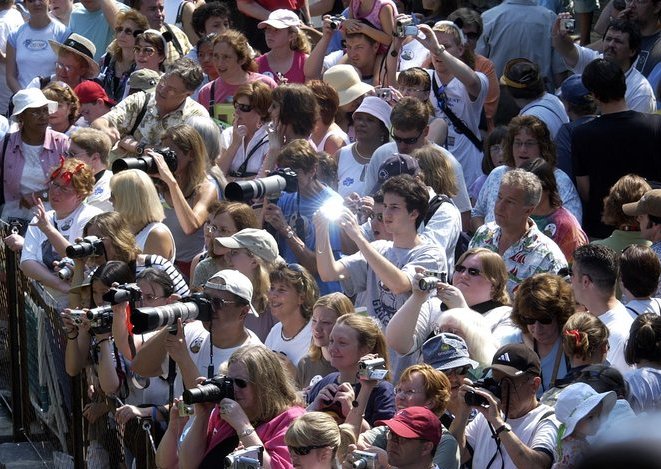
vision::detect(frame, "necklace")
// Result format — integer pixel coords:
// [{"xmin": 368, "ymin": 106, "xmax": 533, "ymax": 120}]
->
[
  {"xmin": 353, "ymin": 143, "xmax": 371, "ymax": 162},
  {"xmin": 281, "ymin": 322, "xmax": 306, "ymax": 342}
]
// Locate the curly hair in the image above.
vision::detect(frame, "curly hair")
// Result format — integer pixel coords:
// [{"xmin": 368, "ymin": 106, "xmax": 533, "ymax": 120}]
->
[
  {"xmin": 43, "ymin": 82, "xmax": 80, "ymax": 126},
  {"xmin": 502, "ymin": 115, "xmax": 556, "ymax": 167},
  {"xmin": 601, "ymin": 174, "xmax": 652, "ymax": 227},
  {"xmin": 512, "ymin": 273, "xmax": 575, "ymax": 332},
  {"xmin": 269, "ymin": 263, "xmax": 320, "ymax": 321},
  {"xmin": 398, "ymin": 364, "xmax": 451, "ymax": 416},
  {"xmin": 49, "ymin": 157, "xmax": 94, "ymax": 199}
]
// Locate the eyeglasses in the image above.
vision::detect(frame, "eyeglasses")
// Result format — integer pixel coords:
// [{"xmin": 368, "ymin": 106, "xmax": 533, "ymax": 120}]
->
[
  {"xmin": 513, "ymin": 139, "xmax": 539, "ymax": 149},
  {"xmin": 289, "ymin": 445, "xmax": 329, "ymax": 456},
  {"xmin": 64, "ymin": 149, "xmax": 88, "ymax": 158},
  {"xmin": 49, "ymin": 180, "xmax": 76, "ymax": 194},
  {"xmin": 233, "ymin": 102, "xmax": 254, "ymax": 112},
  {"xmin": 228, "ymin": 376, "xmax": 250, "ymax": 388},
  {"xmin": 208, "ymin": 296, "xmax": 238, "ymax": 310},
  {"xmin": 443, "ymin": 365, "xmax": 471, "ymax": 376},
  {"xmin": 55, "ymin": 62, "xmax": 75, "ymax": 73},
  {"xmin": 391, "ymin": 130, "xmax": 423, "ymax": 144},
  {"xmin": 520, "ymin": 315, "xmax": 554, "ymax": 325},
  {"xmin": 394, "ymin": 387, "xmax": 425, "ymax": 397},
  {"xmin": 454, "ymin": 264, "xmax": 482, "ymax": 277},
  {"xmin": 115, "ymin": 26, "xmax": 137, "ymax": 35},
  {"xmin": 134, "ymin": 46, "xmax": 157, "ymax": 57},
  {"xmin": 489, "ymin": 144, "xmax": 503, "ymax": 154}
]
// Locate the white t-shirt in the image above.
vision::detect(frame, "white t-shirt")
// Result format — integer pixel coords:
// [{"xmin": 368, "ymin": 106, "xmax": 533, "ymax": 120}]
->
[
  {"xmin": 171, "ymin": 321, "xmax": 262, "ymax": 397},
  {"xmin": 623, "ymin": 298, "xmax": 661, "ymax": 317},
  {"xmin": 86, "ymin": 169, "xmax": 113, "ymax": 213},
  {"xmin": 264, "ymin": 321, "xmax": 313, "ymax": 368},
  {"xmin": 520, "ymin": 93, "xmax": 569, "ymax": 139},
  {"xmin": 419, "ymin": 188, "xmax": 461, "ymax": 270},
  {"xmin": 427, "ymin": 70, "xmax": 489, "ymax": 188},
  {"xmin": 625, "ymin": 367, "xmax": 661, "ymax": 413},
  {"xmin": 399, "ymin": 39, "xmax": 430, "ymax": 71},
  {"xmin": 337, "ymin": 143, "xmax": 369, "ymax": 197},
  {"xmin": 0, "ymin": 7, "xmax": 24, "ymax": 113},
  {"xmin": 597, "ymin": 302, "xmax": 635, "ymax": 375},
  {"xmin": 466, "ymin": 404, "xmax": 559, "ymax": 469}
]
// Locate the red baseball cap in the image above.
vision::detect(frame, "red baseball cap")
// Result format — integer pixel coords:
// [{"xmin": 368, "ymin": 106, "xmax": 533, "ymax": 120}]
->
[
  {"xmin": 375, "ymin": 407, "xmax": 442, "ymax": 444},
  {"xmin": 74, "ymin": 81, "xmax": 116, "ymax": 106}
]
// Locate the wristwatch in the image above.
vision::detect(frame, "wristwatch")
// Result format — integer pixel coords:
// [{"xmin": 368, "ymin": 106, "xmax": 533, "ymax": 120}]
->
[{"xmin": 494, "ymin": 423, "xmax": 512, "ymax": 437}]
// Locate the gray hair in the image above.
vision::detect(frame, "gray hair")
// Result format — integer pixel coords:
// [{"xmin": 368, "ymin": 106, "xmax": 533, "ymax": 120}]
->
[
  {"xmin": 501, "ymin": 168, "xmax": 542, "ymax": 207},
  {"xmin": 165, "ymin": 58, "xmax": 204, "ymax": 91},
  {"xmin": 187, "ymin": 115, "xmax": 222, "ymax": 162}
]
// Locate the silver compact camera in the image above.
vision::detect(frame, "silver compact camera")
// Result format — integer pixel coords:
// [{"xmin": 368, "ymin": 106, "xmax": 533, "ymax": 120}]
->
[
  {"xmin": 328, "ymin": 15, "xmax": 344, "ymax": 30},
  {"xmin": 351, "ymin": 450, "xmax": 378, "ymax": 469},
  {"xmin": 358, "ymin": 357, "xmax": 387, "ymax": 380},
  {"xmin": 418, "ymin": 271, "xmax": 447, "ymax": 291},
  {"xmin": 225, "ymin": 446, "xmax": 263, "ymax": 469},
  {"xmin": 562, "ymin": 18, "xmax": 575, "ymax": 32}
]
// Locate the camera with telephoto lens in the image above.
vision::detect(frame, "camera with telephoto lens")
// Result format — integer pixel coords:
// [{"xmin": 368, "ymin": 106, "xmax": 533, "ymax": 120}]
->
[
  {"xmin": 103, "ymin": 283, "xmax": 142, "ymax": 305},
  {"xmin": 418, "ymin": 271, "xmax": 447, "ymax": 291},
  {"xmin": 358, "ymin": 357, "xmax": 387, "ymax": 380},
  {"xmin": 85, "ymin": 305, "xmax": 114, "ymax": 335},
  {"xmin": 111, "ymin": 148, "xmax": 178, "ymax": 174},
  {"xmin": 225, "ymin": 446, "xmax": 264, "ymax": 469},
  {"xmin": 182, "ymin": 375, "xmax": 235, "ymax": 404},
  {"xmin": 328, "ymin": 15, "xmax": 344, "ymax": 29},
  {"xmin": 395, "ymin": 16, "xmax": 415, "ymax": 37},
  {"xmin": 57, "ymin": 257, "xmax": 75, "ymax": 280},
  {"xmin": 463, "ymin": 377, "xmax": 501, "ymax": 407},
  {"xmin": 224, "ymin": 167, "xmax": 298, "ymax": 202},
  {"xmin": 130, "ymin": 293, "xmax": 212, "ymax": 334},
  {"xmin": 351, "ymin": 450, "xmax": 378, "ymax": 469},
  {"xmin": 562, "ymin": 18, "xmax": 575, "ymax": 33},
  {"xmin": 66, "ymin": 236, "xmax": 105, "ymax": 259}
]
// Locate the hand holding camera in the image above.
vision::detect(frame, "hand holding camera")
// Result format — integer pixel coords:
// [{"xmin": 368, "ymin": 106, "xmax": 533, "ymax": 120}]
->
[
  {"xmin": 357, "ymin": 354, "xmax": 388, "ymax": 382},
  {"xmin": 148, "ymin": 148, "xmax": 178, "ymax": 187}
]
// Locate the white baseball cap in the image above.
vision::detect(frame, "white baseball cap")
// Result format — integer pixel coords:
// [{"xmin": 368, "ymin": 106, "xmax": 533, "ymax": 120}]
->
[{"xmin": 205, "ymin": 269, "xmax": 258, "ymax": 316}]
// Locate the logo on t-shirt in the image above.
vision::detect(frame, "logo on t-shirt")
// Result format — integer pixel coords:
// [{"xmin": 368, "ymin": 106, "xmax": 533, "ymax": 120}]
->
[
  {"xmin": 190, "ymin": 336, "xmax": 204, "ymax": 353},
  {"xmin": 25, "ymin": 39, "xmax": 48, "ymax": 51}
]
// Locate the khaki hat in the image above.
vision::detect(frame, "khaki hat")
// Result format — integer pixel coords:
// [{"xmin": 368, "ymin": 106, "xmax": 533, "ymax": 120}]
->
[
  {"xmin": 323, "ymin": 64, "xmax": 374, "ymax": 107},
  {"xmin": 128, "ymin": 69, "xmax": 161, "ymax": 92},
  {"xmin": 214, "ymin": 229, "xmax": 279, "ymax": 263},
  {"xmin": 622, "ymin": 189, "xmax": 661, "ymax": 218},
  {"xmin": 49, "ymin": 33, "xmax": 100, "ymax": 79}
]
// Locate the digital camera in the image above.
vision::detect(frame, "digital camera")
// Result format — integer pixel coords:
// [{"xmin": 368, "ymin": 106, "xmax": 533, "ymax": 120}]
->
[
  {"xmin": 328, "ymin": 15, "xmax": 344, "ymax": 29},
  {"xmin": 112, "ymin": 148, "xmax": 177, "ymax": 174},
  {"xmin": 358, "ymin": 357, "xmax": 387, "ymax": 380},
  {"xmin": 395, "ymin": 16, "xmax": 413, "ymax": 37},
  {"xmin": 418, "ymin": 271, "xmax": 447, "ymax": 291},
  {"xmin": 66, "ymin": 236, "xmax": 105, "ymax": 259},
  {"xmin": 182, "ymin": 375, "xmax": 235, "ymax": 405},
  {"xmin": 225, "ymin": 446, "xmax": 263, "ymax": 469},
  {"xmin": 351, "ymin": 450, "xmax": 378, "ymax": 469},
  {"xmin": 463, "ymin": 377, "xmax": 501, "ymax": 407},
  {"xmin": 103, "ymin": 283, "xmax": 142, "ymax": 305}
]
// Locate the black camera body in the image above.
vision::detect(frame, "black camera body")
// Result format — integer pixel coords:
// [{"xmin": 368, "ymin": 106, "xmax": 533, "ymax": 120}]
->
[
  {"xmin": 87, "ymin": 305, "xmax": 114, "ymax": 335},
  {"xmin": 66, "ymin": 236, "xmax": 105, "ymax": 259},
  {"xmin": 224, "ymin": 167, "xmax": 298, "ymax": 202},
  {"xmin": 130, "ymin": 293, "xmax": 212, "ymax": 334},
  {"xmin": 103, "ymin": 283, "xmax": 142, "ymax": 305},
  {"xmin": 464, "ymin": 377, "xmax": 501, "ymax": 407},
  {"xmin": 111, "ymin": 148, "xmax": 178, "ymax": 174},
  {"xmin": 183, "ymin": 375, "xmax": 235, "ymax": 404}
]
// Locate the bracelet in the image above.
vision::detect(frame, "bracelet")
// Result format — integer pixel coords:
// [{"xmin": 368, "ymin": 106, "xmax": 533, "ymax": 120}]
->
[
  {"xmin": 238, "ymin": 427, "xmax": 255, "ymax": 438},
  {"xmin": 67, "ymin": 332, "xmax": 79, "ymax": 340}
]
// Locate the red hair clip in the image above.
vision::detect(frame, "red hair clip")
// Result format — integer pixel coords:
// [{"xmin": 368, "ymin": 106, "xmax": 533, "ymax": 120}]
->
[
  {"xmin": 50, "ymin": 155, "xmax": 66, "ymax": 181},
  {"xmin": 564, "ymin": 329, "xmax": 581, "ymax": 347}
]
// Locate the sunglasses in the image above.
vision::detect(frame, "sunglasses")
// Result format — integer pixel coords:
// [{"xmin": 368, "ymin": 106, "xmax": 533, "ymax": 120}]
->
[
  {"xmin": 134, "ymin": 46, "xmax": 157, "ymax": 56},
  {"xmin": 229, "ymin": 377, "xmax": 249, "ymax": 388},
  {"xmin": 443, "ymin": 365, "xmax": 471, "ymax": 376},
  {"xmin": 287, "ymin": 263, "xmax": 306, "ymax": 274},
  {"xmin": 208, "ymin": 297, "xmax": 238, "ymax": 310},
  {"xmin": 289, "ymin": 445, "xmax": 328, "ymax": 456},
  {"xmin": 233, "ymin": 102, "xmax": 253, "ymax": 112},
  {"xmin": 115, "ymin": 26, "xmax": 137, "ymax": 35},
  {"xmin": 454, "ymin": 264, "xmax": 481, "ymax": 277},
  {"xmin": 390, "ymin": 130, "xmax": 422, "ymax": 144},
  {"xmin": 521, "ymin": 315, "xmax": 554, "ymax": 325}
]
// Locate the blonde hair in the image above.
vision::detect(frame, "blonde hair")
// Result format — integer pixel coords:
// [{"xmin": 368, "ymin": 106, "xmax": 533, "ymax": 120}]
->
[
  {"xmin": 43, "ymin": 81, "xmax": 80, "ymax": 125},
  {"xmin": 288, "ymin": 26, "xmax": 311, "ymax": 53},
  {"xmin": 308, "ymin": 293, "xmax": 354, "ymax": 361},
  {"xmin": 71, "ymin": 128, "xmax": 112, "ymax": 165},
  {"xmin": 269, "ymin": 263, "xmax": 319, "ymax": 320},
  {"xmin": 413, "ymin": 145, "xmax": 459, "ymax": 197},
  {"xmin": 163, "ymin": 124, "xmax": 209, "ymax": 197},
  {"xmin": 110, "ymin": 169, "xmax": 165, "ymax": 227},
  {"xmin": 285, "ymin": 412, "xmax": 345, "ymax": 469},
  {"xmin": 227, "ymin": 345, "xmax": 301, "ymax": 423},
  {"xmin": 334, "ymin": 315, "xmax": 390, "ymax": 378},
  {"xmin": 84, "ymin": 212, "xmax": 142, "ymax": 263}
]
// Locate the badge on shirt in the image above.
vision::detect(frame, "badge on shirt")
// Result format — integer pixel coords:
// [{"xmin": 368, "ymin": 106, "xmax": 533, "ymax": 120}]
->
[{"xmin": 190, "ymin": 337, "xmax": 204, "ymax": 354}]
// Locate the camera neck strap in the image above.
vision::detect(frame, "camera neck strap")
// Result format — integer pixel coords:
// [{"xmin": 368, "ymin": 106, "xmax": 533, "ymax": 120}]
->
[{"xmin": 232, "ymin": 134, "xmax": 269, "ymax": 178}]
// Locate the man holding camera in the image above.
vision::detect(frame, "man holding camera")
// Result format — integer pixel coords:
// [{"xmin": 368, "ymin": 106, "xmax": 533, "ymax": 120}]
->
[
  {"xmin": 91, "ymin": 58, "xmax": 208, "ymax": 160},
  {"xmin": 451, "ymin": 343, "xmax": 559, "ymax": 469}
]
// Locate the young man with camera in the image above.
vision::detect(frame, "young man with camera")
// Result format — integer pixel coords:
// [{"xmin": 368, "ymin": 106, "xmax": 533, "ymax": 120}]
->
[{"xmin": 451, "ymin": 343, "xmax": 559, "ymax": 469}]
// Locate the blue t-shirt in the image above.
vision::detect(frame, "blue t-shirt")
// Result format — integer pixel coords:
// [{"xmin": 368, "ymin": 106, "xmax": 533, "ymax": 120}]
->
[
  {"xmin": 70, "ymin": 2, "xmax": 129, "ymax": 61},
  {"xmin": 307, "ymin": 371, "xmax": 396, "ymax": 426},
  {"xmin": 276, "ymin": 185, "xmax": 343, "ymax": 295}
]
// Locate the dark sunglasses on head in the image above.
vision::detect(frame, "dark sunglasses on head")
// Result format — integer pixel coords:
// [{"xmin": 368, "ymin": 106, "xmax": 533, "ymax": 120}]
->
[
  {"xmin": 454, "ymin": 264, "xmax": 481, "ymax": 276},
  {"xmin": 390, "ymin": 130, "xmax": 422, "ymax": 144},
  {"xmin": 289, "ymin": 445, "xmax": 328, "ymax": 456},
  {"xmin": 521, "ymin": 315, "xmax": 554, "ymax": 326},
  {"xmin": 233, "ymin": 102, "xmax": 253, "ymax": 112},
  {"xmin": 287, "ymin": 263, "xmax": 306, "ymax": 274}
]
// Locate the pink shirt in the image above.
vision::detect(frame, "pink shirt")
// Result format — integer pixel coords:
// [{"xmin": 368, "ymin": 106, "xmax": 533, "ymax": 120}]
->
[
  {"xmin": 205, "ymin": 406, "xmax": 306, "ymax": 469},
  {"xmin": 2, "ymin": 129, "xmax": 69, "ymax": 206},
  {"xmin": 255, "ymin": 51, "xmax": 307, "ymax": 84},
  {"xmin": 197, "ymin": 72, "xmax": 278, "ymax": 110}
]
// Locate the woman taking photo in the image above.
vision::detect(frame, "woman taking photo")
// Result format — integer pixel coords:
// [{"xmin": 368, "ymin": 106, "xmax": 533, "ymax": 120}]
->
[
  {"xmin": 110, "ymin": 169, "xmax": 176, "ymax": 262},
  {"xmin": 197, "ymin": 30, "xmax": 277, "ymax": 126},
  {"xmin": 256, "ymin": 9, "xmax": 310, "ymax": 85},
  {"xmin": 152, "ymin": 123, "xmax": 218, "ymax": 278},
  {"xmin": 191, "ymin": 201, "xmax": 259, "ymax": 288},
  {"xmin": 134, "ymin": 29, "xmax": 167, "ymax": 73},
  {"xmin": 99, "ymin": 9, "xmax": 150, "ymax": 102},
  {"xmin": 471, "ymin": 115, "xmax": 582, "ymax": 230},
  {"xmin": 164, "ymin": 345, "xmax": 305, "ymax": 469},
  {"xmin": 297, "ymin": 293, "xmax": 355, "ymax": 390},
  {"xmin": 19, "ymin": 158, "xmax": 101, "ymax": 307},
  {"xmin": 43, "ymin": 82, "xmax": 81, "ymax": 136},
  {"xmin": 265, "ymin": 263, "xmax": 320, "ymax": 369},
  {"xmin": 217, "ymin": 81, "xmax": 273, "ymax": 179},
  {"xmin": 334, "ymin": 96, "xmax": 390, "ymax": 198},
  {"xmin": 6, "ymin": 0, "xmax": 68, "ymax": 92},
  {"xmin": 307, "ymin": 314, "xmax": 396, "ymax": 426},
  {"xmin": 511, "ymin": 273, "xmax": 575, "ymax": 397},
  {"xmin": 1, "ymin": 89, "xmax": 69, "ymax": 233}
]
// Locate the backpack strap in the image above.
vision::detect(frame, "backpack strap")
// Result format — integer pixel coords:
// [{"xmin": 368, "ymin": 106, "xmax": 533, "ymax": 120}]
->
[
  {"xmin": 164, "ymin": 23, "xmax": 184, "ymax": 58},
  {"xmin": 175, "ymin": 1, "xmax": 185, "ymax": 27},
  {"xmin": 129, "ymin": 92, "xmax": 151, "ymax": 137},
  {"xmin": 208, "ymin": 80, "xmax": 216, "ymax": 118}
]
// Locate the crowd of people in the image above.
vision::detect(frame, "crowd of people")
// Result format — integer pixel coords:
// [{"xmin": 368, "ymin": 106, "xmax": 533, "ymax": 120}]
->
[{"xmin": 2, "ymin": 0, "xmax": 661, "ymax": 467}]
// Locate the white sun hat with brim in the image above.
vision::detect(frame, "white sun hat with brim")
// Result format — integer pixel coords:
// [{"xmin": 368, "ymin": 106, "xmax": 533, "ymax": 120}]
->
[
  {"xmin": 555, "ymin": 382, "xmax": 616, "ymax": 439},
  {"xmin": 323, "ymin": 64, "xmax": 374, "ymax": 107},
  {"xmin": 11, "ymin": 88, "xmax": 58, "ymax": 117},
  {"xmin": 49, "ymin": 33, "xmax": 100, "ymax": 79}
]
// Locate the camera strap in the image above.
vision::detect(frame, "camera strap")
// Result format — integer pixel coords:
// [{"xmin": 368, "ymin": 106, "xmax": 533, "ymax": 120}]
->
[
  {"xmin": 129, "ymin": 92, "xmax": 151, "ymax": 138},
  {"xmin": 231, "ymin": 135, "xmax": 269, "ymax": 178}
]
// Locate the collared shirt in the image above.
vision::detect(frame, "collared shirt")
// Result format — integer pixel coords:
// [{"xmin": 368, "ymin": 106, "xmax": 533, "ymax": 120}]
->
[
  {"xmin": 161, "ymin": 23, "xmax": 192, "ymax": 66},
  {"xmin": 469, "ymin": 219, "xmax": 568, "ymax": 295},
  {"xmin": 104, "ymin": 91, "xmax": 208, "ymax": 159}
]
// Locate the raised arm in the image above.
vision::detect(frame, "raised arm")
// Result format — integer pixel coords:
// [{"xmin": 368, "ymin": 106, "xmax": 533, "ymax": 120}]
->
[
  {"xmin": 313, "ymin": 211, "xmax": 348, "ymax": 281},
  {"xmin": 551, "ymin": 13, "xmax": 580, "ymax": 69},
  {"xmin": 304, "ymin": 17, "xmax": 335, "ymax": 81}
]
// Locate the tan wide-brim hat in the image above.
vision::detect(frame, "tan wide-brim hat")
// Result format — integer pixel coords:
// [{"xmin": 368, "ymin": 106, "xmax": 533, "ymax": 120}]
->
[
  {"xmin": 49, "ymin": 33, "xmax": 100, "ymax": 79},
  {"xmin": 323, "ymin": 64, "xmax": 374, "ymax": 107}
]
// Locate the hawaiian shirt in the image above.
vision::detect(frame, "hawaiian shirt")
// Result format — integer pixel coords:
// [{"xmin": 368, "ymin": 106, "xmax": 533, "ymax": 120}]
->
[{"xmin": 469, "ymin": 219, "xmax": 568, "ymax": 295}]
